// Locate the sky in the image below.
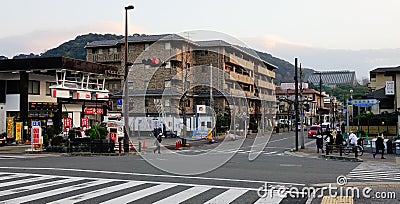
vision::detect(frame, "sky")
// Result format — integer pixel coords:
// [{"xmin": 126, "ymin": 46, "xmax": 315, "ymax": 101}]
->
[{"xmin": 1, "ymin": 0, "xmax": 400, "ymax": 80}]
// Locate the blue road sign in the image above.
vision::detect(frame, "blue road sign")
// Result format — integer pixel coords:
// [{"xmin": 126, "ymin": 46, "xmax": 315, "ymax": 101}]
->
[
  {"xmin": 32, "ymin": 121, "xmax": 41, "ymax": 127},
  {"xmin": 117, "ymin": 99, "xmax": 123, "ymax": 105}
]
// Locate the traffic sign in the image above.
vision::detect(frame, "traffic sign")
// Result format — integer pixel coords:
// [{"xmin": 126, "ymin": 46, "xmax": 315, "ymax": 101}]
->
[
  {"xmin": 32, "ymin": 121, "xmax": 41, "ymax": 127},
  {"xmin": 351, "ymin": 99, "xmax": 380, "ymax": 107}
]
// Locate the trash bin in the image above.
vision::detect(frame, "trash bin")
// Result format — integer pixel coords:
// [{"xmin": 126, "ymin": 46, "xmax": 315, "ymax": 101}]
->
[
  {"xmin": 386, "ymin": 139, "xmax": 393, "ymax": 154},
  {"xmin": 394, "ymin": 139, "xmax": 400, "ymax": 155},
  {"xmin": 371, "ymin": 138, "xmax": 377, "ymax": 154}
]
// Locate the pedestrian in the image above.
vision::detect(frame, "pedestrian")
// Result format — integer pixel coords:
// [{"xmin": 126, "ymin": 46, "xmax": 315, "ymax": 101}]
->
[
  {"xmin": 324, "ymin": 128, "xmax": 334, "ymax": 153},
  {"xmin": 335, "ymin": 131, "xmax": 344, "ymax": 146},
  {"xmin": 373, "ymin": 134, "xmax": 385, "ymax": 159},
  {"xmin": 154, "ymin": 133, "xmax": 162, "ymax": 154},
  {"xmin": 316, "ymin": 130, "xmax": 324, "ymax": 153},
  {"xmin": 348, "ymin": 130, "xmax": 358, "ymax": 152}
]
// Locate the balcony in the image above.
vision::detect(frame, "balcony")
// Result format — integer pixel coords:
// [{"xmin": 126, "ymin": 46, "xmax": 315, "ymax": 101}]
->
[
  {"xmin": 257, "ymin": 67, "xmax": 275, "ymax": 78},
  {"xmin": 226, "ymin": 54, "xmax": 254, "ymax": 70},
  {"xmin": 257, "ymin": 79, "xmax": 275, "ymax": 89},
  {"xmin": 230, "ymin": 72, "xmax": 254, "ymax": 85},
  {"xmin": 90, "ymin": 53, "xmax": 121, "ymax": 63}
]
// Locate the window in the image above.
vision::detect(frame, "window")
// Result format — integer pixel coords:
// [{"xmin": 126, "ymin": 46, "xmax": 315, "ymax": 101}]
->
[
  {"xmin": 108, "ymin": 47, "xmax": 117, "ymax": 54},
  {"xmin": 46, "ymin": 82, "xmax": 55, "ymax": 95},
  {"xmin": 128, "ymin": 45, "xmax": 135, "ymax": 53},
  {"xmin": 186, "ymin": 99, "xmax": 191, "ymax": 107},
  {"xmin": 28, "ymin": 81, "xmax": 40, "ymax": 95},
  {"xmin": 164, "ymin": 80, "xmax": 171, "ymax": 88},
  {"xmin": 144, "ymin": 43, "xmax": 150, "ymax": 51},
  {"xmin": 164, "ymin": 42, "xmax": 171, "ymax": 50},
  {"xmin": 6, "ymin": 80, "xmax": 19, "ymax": 94},
  {"xmin": 164, "ymin": 99, "xmax": 170, "ymax": 106},
  {"xmin": 128, "ymin": 81, "xmax": 134, "ymax": 90}
]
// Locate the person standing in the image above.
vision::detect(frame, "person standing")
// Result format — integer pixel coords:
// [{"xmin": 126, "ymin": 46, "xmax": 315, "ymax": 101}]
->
[
  {"xmin": 373, "ymin": 135, "xmax": 385, "ymax": 159},
  {"xmin": 348, "ymin": 131, "xmax": 358, "ymax": 151},
  {"xmin": 316, "ymin": 130, "xmax": 324, "ymax": 153},
  {"xmin": 154, "ymin": 133, "xmax": 162, "ymax": 154},
  {"xmin": 324, "ymin": 128, "xmax": 334, "ymax": 153}
]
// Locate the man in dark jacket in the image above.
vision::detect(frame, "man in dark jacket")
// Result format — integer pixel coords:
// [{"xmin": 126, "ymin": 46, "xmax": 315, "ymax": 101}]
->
[
  {"xmin": 373, "ymin": 135, "xmax": 385, "ymax": 159},
  {"xmin": 316, "ymin": 130, "xmax": 324, "ymax": 153}
]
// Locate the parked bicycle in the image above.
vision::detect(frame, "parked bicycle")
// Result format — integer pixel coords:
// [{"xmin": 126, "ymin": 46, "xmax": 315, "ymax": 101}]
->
[{"xmin": 344, "ymin": 138, "xmax": 364, "ymax": 156}]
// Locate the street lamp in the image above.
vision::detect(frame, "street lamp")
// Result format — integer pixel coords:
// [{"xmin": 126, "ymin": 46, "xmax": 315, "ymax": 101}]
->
[{"xmin": 123, "ymin": 5, "xmax": 134, "ymax": 153}]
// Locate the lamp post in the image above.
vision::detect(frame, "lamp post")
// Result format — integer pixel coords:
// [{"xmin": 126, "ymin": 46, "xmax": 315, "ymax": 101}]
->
[{"xmin": 123, "ymin": 5, "xmax": 134, "ymax": 152}]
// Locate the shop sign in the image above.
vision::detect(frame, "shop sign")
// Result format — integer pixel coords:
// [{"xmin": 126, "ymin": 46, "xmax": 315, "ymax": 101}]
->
[
  {"xmin": 15, "ymin": 122, "xmax": 22, "ymax": 142},
  {"xmin": 7, "ymin": 117, "xmax": 14, "ymax": 139},
  {"xmin": 81, "ymin": 117, "xmax": 90, "ymax": 130},
  {"xmin": 84, "ymin": 107, "xmax": 104, "ymax": 115},
  {"xmin": 63, "ymin": 118, "xmax": 72, "ymax": 132}
]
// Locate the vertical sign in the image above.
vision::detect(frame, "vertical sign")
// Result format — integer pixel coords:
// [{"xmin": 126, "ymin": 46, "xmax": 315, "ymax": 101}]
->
[
  {"xmin": 15, "ymin": 122, "xmax": 22, "ymax": 142},
  {"xmin": 63, "ymin": 118, "xmax": 72, "ymax": 132},
  {"xmin": 81, "ymin": 117, "xmax": 89, "ymax": 130},
  {"xmin": 7, "ymin": 117, "xmax": 14, "ymax": 139},
  {"xmin": 31, "ymin": 121, "xmax": 42, "ymax": 151},
  {"xmin": 385, "ymin": 81, "xmax": 395, "ymax": 95}
]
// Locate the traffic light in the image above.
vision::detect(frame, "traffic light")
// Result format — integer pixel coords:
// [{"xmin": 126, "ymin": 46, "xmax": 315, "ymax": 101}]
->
[
  {"xmin": 142, "ymin": 58, "xmax": 165, "ymax": 67},
  {"xmin": 107, "ymin": 101, "xmax": 113, "ymax": 111}
]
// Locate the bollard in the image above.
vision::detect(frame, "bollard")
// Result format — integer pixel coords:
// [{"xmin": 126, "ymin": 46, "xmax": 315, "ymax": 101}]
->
[
  {"xmin": 119, "ymin": 141, "xmax": 122, "ymax": 154},
  {"xmin": 138, "ymin": 141, "xmax": 142, "ymax": 152}
]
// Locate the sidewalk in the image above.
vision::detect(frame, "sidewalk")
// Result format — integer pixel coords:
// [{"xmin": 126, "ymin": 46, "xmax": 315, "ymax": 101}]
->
[{"xmin": 288, "ymin": 142, "xmax": 400, "ymax": 165}]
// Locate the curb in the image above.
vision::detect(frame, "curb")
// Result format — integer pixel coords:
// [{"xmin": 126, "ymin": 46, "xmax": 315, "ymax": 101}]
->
[{"xmin": 319, "ymin": 154, "xmax": 363, "ymax": 162}]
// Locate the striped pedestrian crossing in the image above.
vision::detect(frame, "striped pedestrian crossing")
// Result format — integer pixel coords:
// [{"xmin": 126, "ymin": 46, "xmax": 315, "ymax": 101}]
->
[
  {"xmin": 346, "ymin": 163, "xmax": 400, "ymax": 181},
  {"xmin": 181, "ymin": 148, "xmax": 283, "ymax": 156},
  {"xmin": 0, "ymin": 172, "xmax": 307, "ymax": 204}
]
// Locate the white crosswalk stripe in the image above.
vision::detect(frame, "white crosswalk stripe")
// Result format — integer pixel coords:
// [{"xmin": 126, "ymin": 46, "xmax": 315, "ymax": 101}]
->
[
  {"xmin": 346, "ymin": 163, "xmax": 400, "ymax": 181},
  {"xmin": 182, "ymin": 148, "xmax": 283, "ymax": 156},
  {"xmin": 0, "ymin": 155, "xmax": 46, "ymax": 160},
  {"xmin": 0, "ymin": 172, "xmax": 305, "ymax": 204}
]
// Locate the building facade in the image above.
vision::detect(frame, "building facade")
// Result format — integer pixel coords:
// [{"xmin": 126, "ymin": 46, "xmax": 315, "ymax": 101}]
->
[{"xmin": 85, "ymin": 34, "xmax": 277, "ymax": 135}]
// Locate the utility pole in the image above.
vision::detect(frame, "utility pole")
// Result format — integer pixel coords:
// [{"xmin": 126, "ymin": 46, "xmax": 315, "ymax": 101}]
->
[
  {"xmin": 300, "ymin": 63, "xmax": 304, "ymax": 149},
  {"xmin": 294, "ymin": 58, "xmax": 299, "ymax": 151}
]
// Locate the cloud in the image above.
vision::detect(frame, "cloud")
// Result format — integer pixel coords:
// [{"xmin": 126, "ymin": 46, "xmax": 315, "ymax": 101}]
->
[
  {"xmin": 242, "ymin": 35, "xmax": 400, "ymax": 80},
  {"xmin": 0, "ymin": 21, "xmax": 147, "ymax": 58}
]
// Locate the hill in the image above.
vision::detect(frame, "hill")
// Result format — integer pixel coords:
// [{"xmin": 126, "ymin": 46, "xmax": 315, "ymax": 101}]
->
[{"xmin": 35, "ymin": 33, "xmax": 306, "ymax": 84}]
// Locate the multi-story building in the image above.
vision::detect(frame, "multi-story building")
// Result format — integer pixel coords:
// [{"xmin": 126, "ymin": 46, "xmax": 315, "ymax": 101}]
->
[
  {"xmin": 0, "ymin": 57, "xmax": 118, "ymax": 141},
  {"xmin": 85, "ymin": 34, "xmax": 277, "ymax": 135}
]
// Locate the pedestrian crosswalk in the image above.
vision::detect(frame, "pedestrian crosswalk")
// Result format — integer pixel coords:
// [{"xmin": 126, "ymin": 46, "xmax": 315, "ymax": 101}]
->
[
  {"xmin": 0, "ymin": 155, "xmax": 46, "ymax": 160},
  {"xmin": 0, "ymin": 172, "xmax": 307, "ymax": 204},
  {"xmin": 346, "ymin": 163, "xmax": 400, "ymax": 181},
  {"xmin": 181, "ymin": 148, "xmax": 285, "ymax": 156}
]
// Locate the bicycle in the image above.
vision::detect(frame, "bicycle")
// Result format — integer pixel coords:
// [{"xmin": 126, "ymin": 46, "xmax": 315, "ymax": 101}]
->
[{"xmin": 343, "ymin": 140, "xmax": 364, "ymax": 156}]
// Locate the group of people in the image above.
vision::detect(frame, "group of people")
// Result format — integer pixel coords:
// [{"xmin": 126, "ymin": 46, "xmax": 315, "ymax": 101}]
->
[
  {"xmin": 315, "ymin": 128, "xmax": 344, "ymax": 153},
  {"xmin": 315, "ymin": 128, "xmax": 386, "ymax": 159}
]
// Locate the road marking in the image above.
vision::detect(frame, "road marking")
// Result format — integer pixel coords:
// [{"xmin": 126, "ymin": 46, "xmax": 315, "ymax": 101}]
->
[
  {"xmin": 0, "ymin": 175, "xmax": 55, "ymax": 188},
  {"xmin": 100, "ymin": 184, "xmax": 176, "ymax": 204},
  {"xmin": 279, "ymin": 164, "xmax": 303, "ymax": 167},
  {"xmin": 154, "ymin": 186, "xmax": 210, "ymax": 204},
  {"xmin": 48, "ymin": 181, "xmax": 145, "ymax": 204},
  {"xmin": 204, "ymin": 188, "xmax": 248, "ymax": 204},
  {"xmin": 0, "ymin": 167, "xmax": 305, "ymax": 186},
  {"xmin": 2, "ymin": 179, "xmax": 112, "ymax": 204}
]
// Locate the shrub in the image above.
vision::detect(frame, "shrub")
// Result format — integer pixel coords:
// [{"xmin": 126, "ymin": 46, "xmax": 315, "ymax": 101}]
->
[{"xmin": 85, "ymin": 126, "xmax": 108, "ymax": 141}]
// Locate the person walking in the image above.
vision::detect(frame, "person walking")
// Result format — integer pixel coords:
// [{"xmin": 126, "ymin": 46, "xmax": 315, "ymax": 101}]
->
[
  {"xmin": 316, "ymin": 130, "xmax": 324, "ymax": 153},
  {"xmin": 154, "ymin": 133, "xmax": 162, "ymax": 154},
  {"xmin": 348, "ymin": 130, "xmax": 358, "ymax": 152},
  {"xmin": 373, "ymin": 135, "xmax": 385, "ymax": 159}
]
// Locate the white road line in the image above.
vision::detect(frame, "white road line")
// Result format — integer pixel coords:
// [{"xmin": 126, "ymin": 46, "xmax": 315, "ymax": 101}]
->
[
  {"xmin": 0, "ymin": 167, "xmax": 305, "ymax": 186},
  {"xmin": 0, "ymin": 173, "xmax": 32, "ymax": 180},
  {"xmin": 48, "ymin": 181, "xmax": 145, "ymax": 204},
  {"xmin": 204, "ymin": 188, "xmax": 248, "ymax": 204},
  {"xmin": 0, "ymin": 175, "xmax": 55, "ymax": 188},
  {"xmin": 2, "ymin": 179, "xmax": 112, "ymax": 204},
  {"xmin": 0, "ymin": 177, "xmax": 83, "ymax": 196},
  {"xmin": 100, "ymin": 184, "xmax": 176, "ymax": 204},
  {"xmin": 254, "ymin": 195, "xmax": 285, "ymax": 204},
  {"xmin": 154, "ymin": 186, "xmax": 211, "ymax": 204},
  {"xmin": 264, "ymin": 151, "xmax": 278, "ymax": 155}
]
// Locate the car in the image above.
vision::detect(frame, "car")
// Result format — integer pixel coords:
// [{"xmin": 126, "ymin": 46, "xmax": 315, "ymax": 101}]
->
[
  {"xmin": 0, "ymin": 134, "xmax": 6, "ymax": 146},
  {"xmin": 308, "ymin": 125, "xmax": 321, "ymax": 138}
]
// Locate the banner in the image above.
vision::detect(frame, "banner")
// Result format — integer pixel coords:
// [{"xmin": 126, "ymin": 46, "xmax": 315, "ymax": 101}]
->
[
  {"xmin": 81, "ymin": 117, "xmax": 89, "ymax": 130},
  {"xmin": 7, "ymin": 117, "xmax": 14, "ymax": 139},
  {"xmin": 15, "ymin": 122, "xmax": 22, "ymax": 142},
  {"xmin": 63, "ymin": 118, "xmax": 72, "ymax": 132}
]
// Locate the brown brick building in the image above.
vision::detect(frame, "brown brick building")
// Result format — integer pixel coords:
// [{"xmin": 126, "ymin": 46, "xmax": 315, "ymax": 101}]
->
[{"xmin": 85, "ymin": 34, "xmax": 277, "ymax": 135}]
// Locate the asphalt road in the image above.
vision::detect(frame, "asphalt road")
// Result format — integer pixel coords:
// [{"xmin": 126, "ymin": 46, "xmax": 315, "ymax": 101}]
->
[{"xmin": 0, "ymin": 131, "xmax": 364, "ymax": 203}]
